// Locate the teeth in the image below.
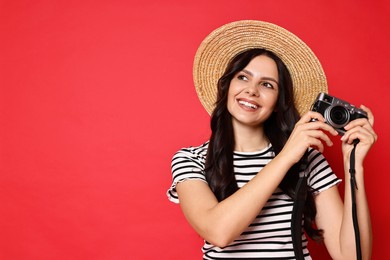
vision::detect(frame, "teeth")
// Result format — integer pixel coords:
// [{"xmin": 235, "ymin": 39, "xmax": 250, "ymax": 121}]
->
[{"xmin": 239, "ymin": 100, "xmax": 258, "ymax": 109}]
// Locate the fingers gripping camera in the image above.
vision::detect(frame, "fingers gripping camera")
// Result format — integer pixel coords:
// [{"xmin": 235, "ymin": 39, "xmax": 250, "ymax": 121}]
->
[{"xmin": 311, "ymin": 92, "xmax": 368, "ymax": 135}]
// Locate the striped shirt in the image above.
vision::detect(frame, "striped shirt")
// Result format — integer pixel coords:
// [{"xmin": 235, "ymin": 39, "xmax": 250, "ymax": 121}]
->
[{"xmin": 167, "ymin": 142, "xmax": 341, "ymax": 259}]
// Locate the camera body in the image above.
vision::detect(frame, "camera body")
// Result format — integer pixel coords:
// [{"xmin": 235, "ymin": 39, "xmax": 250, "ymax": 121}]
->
[{"xmin": 311, "ymin": 92, "xmax": 367, "ymax": 135}]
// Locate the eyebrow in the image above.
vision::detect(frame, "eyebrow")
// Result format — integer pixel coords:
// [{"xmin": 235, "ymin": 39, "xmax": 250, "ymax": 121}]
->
[{"xmin": 242, "ymin": 69, "xmax": 279, "ymax": 85}]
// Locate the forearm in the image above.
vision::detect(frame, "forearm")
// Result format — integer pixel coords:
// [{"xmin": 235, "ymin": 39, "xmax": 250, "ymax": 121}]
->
[
  {"xmin": 339, "ymin": 163, "xmax": 372, "ymax": 260},
  {"xmin": 185, "ymin": 153, "xmax": 294, "ymax": 247}
]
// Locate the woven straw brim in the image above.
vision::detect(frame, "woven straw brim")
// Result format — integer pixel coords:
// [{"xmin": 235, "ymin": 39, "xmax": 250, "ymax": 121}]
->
[{"xmin": 193, "ymin": 20, "xmax": 327, "ymax": 116}]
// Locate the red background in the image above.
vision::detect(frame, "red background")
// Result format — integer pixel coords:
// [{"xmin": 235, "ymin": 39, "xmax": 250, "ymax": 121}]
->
[{"xmin": 1, "ymin": 0, "xmax": 389, "ymax": 259}]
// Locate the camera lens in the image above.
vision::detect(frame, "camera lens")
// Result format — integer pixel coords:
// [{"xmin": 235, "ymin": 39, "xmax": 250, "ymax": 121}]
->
[{"xmin": 325, "ymin": 105, "xmax": 350, "ymax": 128}]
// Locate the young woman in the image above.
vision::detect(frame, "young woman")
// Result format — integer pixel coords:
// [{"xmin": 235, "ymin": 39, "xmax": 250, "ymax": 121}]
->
[{"xmin": 167, "ymin": 21, "xmax": 376, "ymax": 259}]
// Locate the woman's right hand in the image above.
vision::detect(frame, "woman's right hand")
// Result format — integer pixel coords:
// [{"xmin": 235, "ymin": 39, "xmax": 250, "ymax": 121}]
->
[{"xmin": 279, "ymin": 111, "xmax": 339, "ymax": 164}]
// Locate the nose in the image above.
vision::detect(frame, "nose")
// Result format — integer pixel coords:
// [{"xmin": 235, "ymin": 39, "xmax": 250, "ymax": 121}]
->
[{"xmin": 245, "ymin": 84, "xmax": 260, "ymax": 97}]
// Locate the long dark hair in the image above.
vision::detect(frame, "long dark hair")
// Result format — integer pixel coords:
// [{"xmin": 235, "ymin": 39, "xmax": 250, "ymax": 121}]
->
[{"xmin": 204, "ymin": 48, "xmax": 323, "ymax": 241}]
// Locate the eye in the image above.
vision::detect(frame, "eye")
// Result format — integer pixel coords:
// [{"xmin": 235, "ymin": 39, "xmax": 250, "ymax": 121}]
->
[
  {"xmin": 261, "ymin": 82, "xmax": 275, "ymax": 89},
  {"xmin": 237, "ymin": 74, "xmax": 248, "ymax": 81}
]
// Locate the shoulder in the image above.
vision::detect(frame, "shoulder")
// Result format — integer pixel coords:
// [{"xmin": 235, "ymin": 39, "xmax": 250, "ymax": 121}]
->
[
  {"xmin": 306, "ymin": 149, "xmax": 341, "ymax": 193},
  {"xmin": 168, "ymin": 142, "xmax": 209, "ymax": 203},
  {"xmin": 172, "ymin": 141, "xmax": 209, "ymax": 164},
  {"xmin": 306, "ymin": 148, "xmax": 330, "ymax": 171}
]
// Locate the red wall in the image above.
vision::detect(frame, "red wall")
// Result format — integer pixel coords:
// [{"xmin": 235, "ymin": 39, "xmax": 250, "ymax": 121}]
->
[{"xmin": 1, "ymin": 0, "xmax": 389, "ymax": 259}]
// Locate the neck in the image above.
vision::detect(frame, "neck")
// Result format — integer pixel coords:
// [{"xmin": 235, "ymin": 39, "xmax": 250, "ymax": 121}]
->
[{"xmin": 233, "ymin": 123, "xmax": 269, "ymax": 152}]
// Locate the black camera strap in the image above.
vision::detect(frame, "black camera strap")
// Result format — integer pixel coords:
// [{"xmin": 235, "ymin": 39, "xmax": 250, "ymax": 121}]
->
[
  {"xmin": 291, "ymin": 140, "xmax": 361, "ymax": 260},
  {"xmin": 350, "ymin": 140, "xmax": 362, "ymax": 260},
  {"xmin": 291, "ymin": 174, "xmax": 307, "ymax": 260}
]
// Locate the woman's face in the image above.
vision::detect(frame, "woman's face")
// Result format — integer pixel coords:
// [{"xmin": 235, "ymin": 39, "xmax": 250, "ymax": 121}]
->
[{"xmin": 227, "ymin": 54, "xmax": 279, "ymax": 129}]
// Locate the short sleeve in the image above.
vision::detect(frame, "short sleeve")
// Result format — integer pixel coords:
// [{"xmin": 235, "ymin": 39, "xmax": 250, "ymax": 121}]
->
[
  {"xmin": 166, "ymin": 144, "xmax": 208, "ymax": 204},
  {"xmin": 306, "ymin": 149, "xmax": 342, "ymax": 195}
]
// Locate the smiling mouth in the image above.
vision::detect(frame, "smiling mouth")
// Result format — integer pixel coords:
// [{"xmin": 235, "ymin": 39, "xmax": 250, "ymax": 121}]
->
[{"xmin": 238, "ymin": 100, "xmax": 258, "ymax": 109}]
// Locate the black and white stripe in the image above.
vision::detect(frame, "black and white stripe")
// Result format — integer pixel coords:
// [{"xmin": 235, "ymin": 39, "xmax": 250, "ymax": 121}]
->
[{"xmin": 167, "ymin": 142, "xmax": 341, "ymax": 259}]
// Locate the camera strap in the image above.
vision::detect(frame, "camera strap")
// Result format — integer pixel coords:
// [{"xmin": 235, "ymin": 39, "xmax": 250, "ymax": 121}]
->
[
  {"xmin": 350, "ymin": 140, "xmax": 362, "ymax": 260},
  {"xmin": 291, "ymin": 140, "xmax": 362, "ymax": 260},
  {"xmin": 291, "ymin": 174, "xmax": 307, "ymax": 260}
]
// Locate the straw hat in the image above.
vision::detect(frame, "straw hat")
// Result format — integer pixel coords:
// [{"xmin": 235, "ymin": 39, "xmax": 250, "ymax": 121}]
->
[{"xmin": 193, "ymin": 20, "xmax": 327, "ymax": 116}]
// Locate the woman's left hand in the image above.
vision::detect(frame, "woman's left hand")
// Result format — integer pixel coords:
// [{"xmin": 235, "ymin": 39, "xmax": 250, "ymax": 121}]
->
[{"xmin": 341, "ymin": 105, "xmax": 378, "ymax": 164}]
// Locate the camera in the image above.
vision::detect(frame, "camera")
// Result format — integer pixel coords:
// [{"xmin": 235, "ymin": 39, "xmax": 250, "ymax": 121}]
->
[{"xmin": 311, "ymin": 92, "xmax": 367, "ymax": 135}]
